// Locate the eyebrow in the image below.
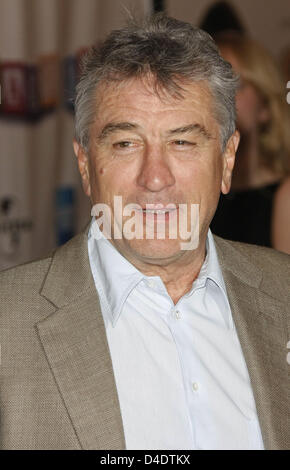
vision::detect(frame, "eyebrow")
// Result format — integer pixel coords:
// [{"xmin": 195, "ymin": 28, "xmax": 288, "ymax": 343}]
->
[
  {"xmin": 167, "ymin": 124, "xmax": 212, "ymax": 140},
  {"xmin": 97, "ymin": 121, "xmax": 213, "ymax": 142},
  {"xmin": 97, "ymin": 122, "xmax": 140, "ymax": 141}
]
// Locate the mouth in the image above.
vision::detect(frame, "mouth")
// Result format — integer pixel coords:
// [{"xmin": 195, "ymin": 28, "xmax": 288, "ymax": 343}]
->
[
  {"xmin": 137, "ymin": 203, "xmax": 177, "ymax": 212},
  {"xmin": 140, "ymin": 208, "xmax": 177, "ymax": 214},
  {"xmin": 135, "ymin": 204, "xmax": 178, "ymax": 222}
]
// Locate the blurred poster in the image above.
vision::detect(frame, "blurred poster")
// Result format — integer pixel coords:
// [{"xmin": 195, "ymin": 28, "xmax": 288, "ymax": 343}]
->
[{"xmin": 0, "ymin": 0, "xmax": 153, "ymax": 271}]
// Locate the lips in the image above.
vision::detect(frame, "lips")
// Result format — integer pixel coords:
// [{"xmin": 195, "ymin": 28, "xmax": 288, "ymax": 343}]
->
[
  {"xmin": 135, "ymin": 204, "xmax": 178, "ymax": 223},
  {"xmin": 138, "ymin": 203, "xmax": 178, "ymax": 213},
  {"xmin": 141, "ymin": 209, "xmax": 177, "ymax": 214}
]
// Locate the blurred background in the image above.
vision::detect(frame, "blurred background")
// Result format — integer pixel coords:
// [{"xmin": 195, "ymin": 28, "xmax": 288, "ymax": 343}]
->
[{"xmin": 0, "ymin": 0, "xmax": 289, "ymax": 270}]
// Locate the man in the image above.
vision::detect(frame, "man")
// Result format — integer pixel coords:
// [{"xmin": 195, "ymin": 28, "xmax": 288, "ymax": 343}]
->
[{"xmin": 0, "ymin": 14, "xmax": 289, "ymax": 450}]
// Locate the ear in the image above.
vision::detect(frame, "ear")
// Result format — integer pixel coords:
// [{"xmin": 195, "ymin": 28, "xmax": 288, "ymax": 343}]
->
[
  {"xmin": 73, "ymin": 139, "xmax": 91, "ymax": 197},
  {"xmin": 221, "ymin": 130, "xmax": 240, "ymax": 195}
]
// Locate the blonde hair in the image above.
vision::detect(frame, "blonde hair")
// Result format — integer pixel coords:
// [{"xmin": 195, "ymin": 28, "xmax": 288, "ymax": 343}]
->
[{"xmin": 215, "ymin": 32, "xmax": 290, "ymax": 176}]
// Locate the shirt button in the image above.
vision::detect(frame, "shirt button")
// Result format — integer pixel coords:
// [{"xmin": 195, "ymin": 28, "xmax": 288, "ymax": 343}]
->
[
  {"xmin": 192, "ymin": 382, "xmax": 199, "ymax": 391},
  {"xmin": 147, "ymin": 280, "xmax": 155, "ymax": 289},
  {"xmin": 175, "ymin": 309, "xmax": 181, "ymax": 319}
]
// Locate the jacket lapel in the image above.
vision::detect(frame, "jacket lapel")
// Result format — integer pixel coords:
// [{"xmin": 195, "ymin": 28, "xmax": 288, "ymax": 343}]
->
[
  {"xmin": 36, "ymin": 226, "xmax": 126, "ymax": 450},
  {"xmin": 214, "ymin": 235, "xmax": 289, "ymax": 450}
]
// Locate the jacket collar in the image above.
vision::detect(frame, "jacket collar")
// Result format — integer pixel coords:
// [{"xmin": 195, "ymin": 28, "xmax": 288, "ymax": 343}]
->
[
  {"xmin": 213, "ymin": 235, "xmax": 262, "ymax": 289},
  {"xmin": 40, "ymin": 223, "xmax": 93, "ymax": 308}
]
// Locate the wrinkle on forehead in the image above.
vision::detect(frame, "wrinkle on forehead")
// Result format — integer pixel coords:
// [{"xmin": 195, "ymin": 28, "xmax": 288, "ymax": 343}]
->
[{"xmin": 94, "ymin": 73, "xmax": 213, "ymax": 111}]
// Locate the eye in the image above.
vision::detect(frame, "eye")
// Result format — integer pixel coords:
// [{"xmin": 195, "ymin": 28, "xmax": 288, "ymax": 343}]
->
[
  {"xmin": 111, "ymin": 139, "xmax": 142, "ymax": 155},
  {"xmin": 113, "ymin": 141, "xmax": 133, "ymax": 148},
  {"xmin": 172, "ymin": 140, "xmax": 196, "ymax": 147}
]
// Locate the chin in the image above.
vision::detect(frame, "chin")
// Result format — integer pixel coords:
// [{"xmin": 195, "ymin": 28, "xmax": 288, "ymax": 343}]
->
[{"xmin": 123, "ymin": 238, "xmax": 184, "ymax": 263}]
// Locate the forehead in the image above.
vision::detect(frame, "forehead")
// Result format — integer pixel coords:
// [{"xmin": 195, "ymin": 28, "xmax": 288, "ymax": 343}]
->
[{"xmin": 93, "ymin": 76, "xmax": 217, "ymax": 129}]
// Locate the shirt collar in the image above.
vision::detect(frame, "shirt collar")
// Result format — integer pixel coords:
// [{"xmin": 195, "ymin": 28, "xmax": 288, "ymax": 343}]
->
[
  {"xmin": 195, "ymin": 228, "xmax": 228, "ymax": 295},
  {"xmin": 88, "ymin": 217, "xmax": 229, "ymax": 328},
  {"xmin": 187, "ymin": 228, "xmax": 231, "ymax": 329},
  {"xmin": 88, "ymin": 217, "xmax": 144, "ymax": 327}
]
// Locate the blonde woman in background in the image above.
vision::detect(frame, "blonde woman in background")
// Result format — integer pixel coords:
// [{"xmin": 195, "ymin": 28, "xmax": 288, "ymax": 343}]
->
[{"xmin": 211, "ymin": 33, "xmax": 290, "ymax": 254}]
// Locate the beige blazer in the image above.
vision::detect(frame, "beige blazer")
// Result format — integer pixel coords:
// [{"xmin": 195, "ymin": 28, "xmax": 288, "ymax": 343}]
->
[{"xmin": 0, "ymin": 223, "xmax": 289, "ymax": 449}]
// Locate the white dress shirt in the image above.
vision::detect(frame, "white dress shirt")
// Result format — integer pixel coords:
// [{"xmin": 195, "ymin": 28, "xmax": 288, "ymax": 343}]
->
[{"xmin": 88, "ymin": 217, "xmax": 264, "ymax": 450}]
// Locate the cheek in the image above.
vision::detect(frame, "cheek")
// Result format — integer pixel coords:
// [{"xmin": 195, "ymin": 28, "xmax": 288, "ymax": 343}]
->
[
  {"xmin": 88, "ymin": 159, "xmax": 111, "ymax": 202},
  {"xmin": 200, "ymin": 157, "xmax": 223, "ymax": 204},
  {"xmin": 177, "ymin": 159, "xmax": 221, "ymax": 202},
  {"xmin": 96, "ymin": 163, "xmax": 136, "ymax": 202}
]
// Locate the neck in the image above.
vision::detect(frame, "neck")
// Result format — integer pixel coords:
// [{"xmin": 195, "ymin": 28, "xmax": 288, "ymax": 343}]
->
[
  {"xmin": 112, "ymin": 235, "xmax": 207, "ymax": 305},
  {"xmin": 146, "ymin": 245, "xmax": 206, "ymax": 305}
]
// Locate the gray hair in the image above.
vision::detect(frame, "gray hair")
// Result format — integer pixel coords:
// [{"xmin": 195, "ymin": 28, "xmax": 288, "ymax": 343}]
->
[{"xmin": 74, "ymin": 13, "xmax": 239, "ymax": 152}]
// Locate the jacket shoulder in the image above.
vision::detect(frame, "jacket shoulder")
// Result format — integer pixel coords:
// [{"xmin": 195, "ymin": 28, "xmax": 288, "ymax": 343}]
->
[
  {"xmin": 0, "ymin": 253, "xmax": 55, "ymax": 326},
  {"xmin": 0, "ymin": 254, "xmax": 53, "ymax": 291},
  {"xmin": 213, "ymin": 235, "xmax": 290, "ymax": 277}
]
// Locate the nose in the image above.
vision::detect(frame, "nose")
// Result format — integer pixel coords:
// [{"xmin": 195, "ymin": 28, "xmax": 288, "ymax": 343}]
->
[{"xmin": 136, "ymin": 144, "xmax": 175, "ymax": 192}]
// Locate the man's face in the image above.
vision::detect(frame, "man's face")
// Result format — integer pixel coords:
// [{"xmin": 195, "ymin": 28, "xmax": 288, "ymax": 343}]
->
[{"xmin": 74, "ymin": 76, "xmax": 238, "ymax": 266}]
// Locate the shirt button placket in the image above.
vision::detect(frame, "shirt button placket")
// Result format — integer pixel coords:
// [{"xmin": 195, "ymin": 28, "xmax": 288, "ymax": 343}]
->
[
  {"xmin": 192, "ymin": 382, "xmax": 199, "ymax": 392},
  {"xmin": 175, "ymin": 309, "xmax": 181, "ymax": 319}
]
